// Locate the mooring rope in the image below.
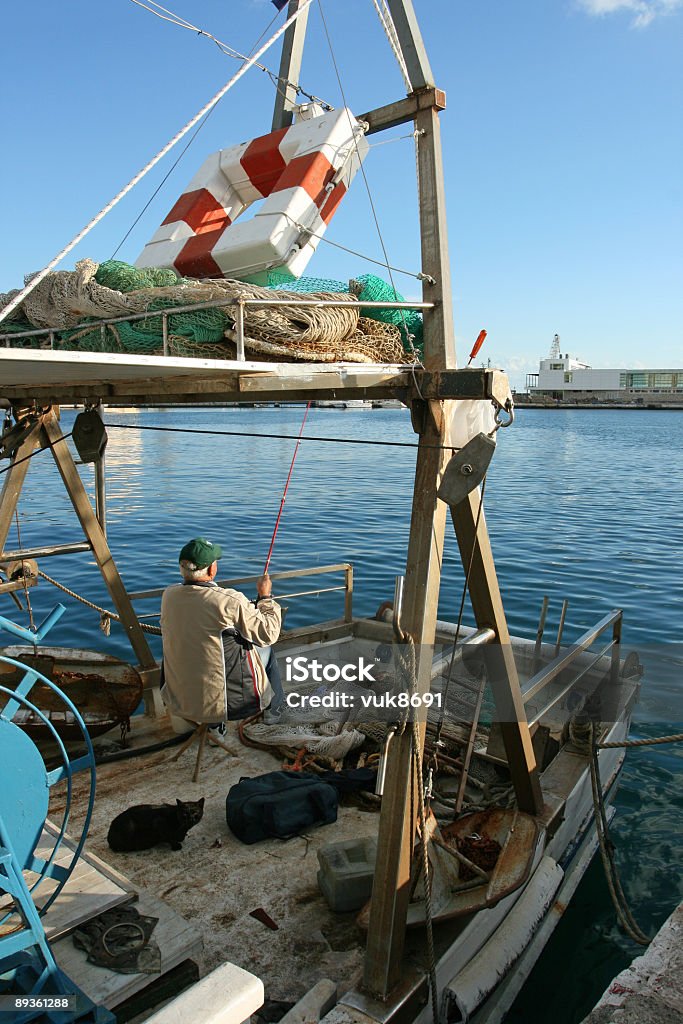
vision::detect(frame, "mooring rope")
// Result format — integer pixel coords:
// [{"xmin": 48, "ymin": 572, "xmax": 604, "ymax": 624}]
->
[
  {"xmin": 37, "ymin": 570, "xmax": 162, "ymax": 636},
  {"xmin": 598, "ymin": 733, "xmax": 683, "ymax": 748},
  {"xmin": 589, "ymin": 721, "xmax": 650, "ymax": 945}
]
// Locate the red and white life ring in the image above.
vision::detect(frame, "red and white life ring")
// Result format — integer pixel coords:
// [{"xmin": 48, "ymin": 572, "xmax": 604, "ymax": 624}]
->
[{"xmin": 135, "ymin": 105, "xmax": 368, "ymax": 282}]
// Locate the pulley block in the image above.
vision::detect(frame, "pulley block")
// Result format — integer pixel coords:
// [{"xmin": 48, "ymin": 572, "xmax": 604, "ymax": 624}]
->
[
  {"xmin": 0, "ymin": 417, "xmax": 37, "ymax": 461},
  {"xmin": 438, "ymin": 432, "xmax": 496, "ymax": 507},
  {"xmin": 72, "ymin": 410, "xmax": 107, "ymax": 463}
]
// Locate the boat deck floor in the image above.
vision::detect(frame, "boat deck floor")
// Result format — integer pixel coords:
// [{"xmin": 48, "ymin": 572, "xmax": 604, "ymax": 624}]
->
[{"xmin": 55, "ymin": 718, "xmax": 382, "ymax": 1003}]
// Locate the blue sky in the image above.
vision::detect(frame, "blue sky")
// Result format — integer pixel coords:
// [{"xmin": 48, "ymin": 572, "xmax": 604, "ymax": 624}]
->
[{"xmin": 1, "ymin": 0, "xmax": 681, "ymax": 381}]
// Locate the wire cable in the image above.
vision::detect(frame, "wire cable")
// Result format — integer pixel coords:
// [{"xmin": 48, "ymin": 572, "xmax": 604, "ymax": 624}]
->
[
  {"xmin": 0, "ymin": 433, "xmax": 74, "ymax": 477},
  {"xmin": 104, "ymin": 421, "xmax": 462, "ymax": 452},
  {"xmin": 128, "ymin": 0, "xmax": 332, "ymax": 109}
]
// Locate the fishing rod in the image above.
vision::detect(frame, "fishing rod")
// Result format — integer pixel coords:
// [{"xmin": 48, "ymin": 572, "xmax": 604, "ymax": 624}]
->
[{"xmin": 263, "ymin": 401, "xmax": 312, "ymax": 575}]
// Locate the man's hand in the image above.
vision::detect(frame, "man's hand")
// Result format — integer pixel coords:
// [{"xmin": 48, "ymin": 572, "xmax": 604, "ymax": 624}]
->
[{"xmin": 257, "ymin": 573, "xmax": 272, "ymax": 598}]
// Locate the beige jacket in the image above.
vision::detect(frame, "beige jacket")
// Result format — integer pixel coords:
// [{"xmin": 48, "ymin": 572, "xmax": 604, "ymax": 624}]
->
[{"xmin": 160, "ymin": 581, "xmax": 281, "ymax": 723}]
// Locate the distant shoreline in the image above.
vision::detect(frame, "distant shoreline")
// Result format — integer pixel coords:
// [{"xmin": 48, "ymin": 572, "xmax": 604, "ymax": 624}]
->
[{"xmin": 513, "ymin": 401, "xmax": 683, "ymax": 411}]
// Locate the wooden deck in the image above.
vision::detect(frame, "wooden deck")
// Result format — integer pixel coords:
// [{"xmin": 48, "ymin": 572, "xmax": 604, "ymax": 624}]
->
[{"xmin": 1, "ymin": 824, "xmax": 202, "ymax": 1012}]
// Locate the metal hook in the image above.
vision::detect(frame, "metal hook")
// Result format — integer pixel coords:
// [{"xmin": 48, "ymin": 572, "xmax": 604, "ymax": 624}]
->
[{"xmin": 491, "ymin": 400, "xmax": 515, "ymax": 433}]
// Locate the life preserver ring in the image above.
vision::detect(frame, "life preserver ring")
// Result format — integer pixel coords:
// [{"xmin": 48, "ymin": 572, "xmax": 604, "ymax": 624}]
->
[{"xmin": 136, "ymin": 105, "xmax": 368, "ymax": 283}]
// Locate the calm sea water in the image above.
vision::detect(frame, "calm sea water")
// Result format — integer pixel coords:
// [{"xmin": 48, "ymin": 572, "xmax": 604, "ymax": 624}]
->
[{"xmin": 8, "ymin": 406, "xmax": 682, "ymax": 1022}]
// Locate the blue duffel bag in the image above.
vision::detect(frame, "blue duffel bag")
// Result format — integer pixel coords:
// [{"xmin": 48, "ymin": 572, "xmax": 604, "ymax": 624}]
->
[{"xmin": 226, "ymin": 770, "xmax": 339, "ymax": 844}]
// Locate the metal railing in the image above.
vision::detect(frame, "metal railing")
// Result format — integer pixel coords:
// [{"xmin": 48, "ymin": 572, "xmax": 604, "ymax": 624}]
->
[
  {"xmin": 128, "ymin": 562, "xmax": 354, "ymax": 624},
  {"xmin": 522, "ymin": 609, "xmax": 623, "ymax": 727},
  {"xmin": 0, "ymin": 295, "xmax": 433, "ymax": 361}
]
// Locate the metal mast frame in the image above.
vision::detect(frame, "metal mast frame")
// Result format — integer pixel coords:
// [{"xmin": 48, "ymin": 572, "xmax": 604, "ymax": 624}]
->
[
  {"xmin": 267, "ymin": 0, "xmax": 543, "ymax": 1003},
  {"xmin": 0, "ymin": 1, "xmax": 543, "ymax": 1010}
]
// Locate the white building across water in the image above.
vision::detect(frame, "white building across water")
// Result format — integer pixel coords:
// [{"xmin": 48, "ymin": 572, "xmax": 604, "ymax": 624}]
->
[{"xmin": 524, "ymin": 335, "xmax": 683, "ymax": 405}]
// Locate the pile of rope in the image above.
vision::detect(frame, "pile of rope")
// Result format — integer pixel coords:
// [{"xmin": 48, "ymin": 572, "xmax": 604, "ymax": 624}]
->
[{"xmin": 0, "ymin": 259, "xmax": 414, "ymax": 365}]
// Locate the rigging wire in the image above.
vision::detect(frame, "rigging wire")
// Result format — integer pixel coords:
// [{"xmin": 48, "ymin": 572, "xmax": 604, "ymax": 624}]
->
[
  {"xmin": 278, "ymin": 212, "xmax": 426, "ymax": 281},
  {"xmin": 0, "ymin": 433, "xmax": 74, "ymax": 478},
  {"xmin": 128, "ymin": 0, "xmax": 332, "ymax": 110},
  {"xmin": 110, "ymin": 106, "xmax": 218, "ymax": 259},
  {"xmin": 0, "ymin": 0, "xmax": 314, "ymax": 328},
  {"xmin": 103, "ymin": 421, "xmax": 463, "ymax": 452}
]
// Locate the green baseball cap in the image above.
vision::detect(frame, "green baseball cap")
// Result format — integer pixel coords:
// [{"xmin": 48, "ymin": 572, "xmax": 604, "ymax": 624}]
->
[{"xmin": 178, "ymin": 537, "xmax": 223, "ymax": 569}]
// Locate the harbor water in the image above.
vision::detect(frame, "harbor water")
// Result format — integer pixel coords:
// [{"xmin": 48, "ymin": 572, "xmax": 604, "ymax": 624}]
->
[{"xmin": 7, "ymin": 405, "xmax": 683, "ymax": 1024}]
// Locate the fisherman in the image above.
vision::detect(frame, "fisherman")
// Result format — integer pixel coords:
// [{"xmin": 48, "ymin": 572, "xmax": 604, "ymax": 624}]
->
[{"xmin": 160, "ymin": 537, "xmax": 284, "ymax": 728}]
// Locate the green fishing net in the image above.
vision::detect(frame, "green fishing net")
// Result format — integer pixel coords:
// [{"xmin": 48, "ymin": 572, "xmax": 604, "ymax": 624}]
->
[{"xmin": 3, "ymin": 261, "xmax": 422, "ymax": 356}]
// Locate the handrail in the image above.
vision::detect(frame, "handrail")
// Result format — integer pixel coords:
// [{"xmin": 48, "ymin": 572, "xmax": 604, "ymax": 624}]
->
[
  {"xmin": 129, "ymin": 562, "xmax": 354, "ymax": 624},
  {"xmin": 522, "ymin": 609, "xmax": 622, "ymax": 705},
  {"xmin": 527, "ymin": 638, "xmax": 617, "ymax": 727},
  {"xmin": 0, "ymin": 295, "xmax": 433, "ymax": 348}
]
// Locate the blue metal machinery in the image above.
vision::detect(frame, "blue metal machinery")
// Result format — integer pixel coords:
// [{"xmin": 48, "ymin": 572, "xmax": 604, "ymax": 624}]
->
[{"xmin": 0, "ymin": 605, "xmax": 114, "ymax": 1024}]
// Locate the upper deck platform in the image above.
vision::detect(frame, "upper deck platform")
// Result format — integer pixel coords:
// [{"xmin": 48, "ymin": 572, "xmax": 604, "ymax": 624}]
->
[{"xmin": 0, "ymin": 348, "xmax": 511, "ymax": 408}]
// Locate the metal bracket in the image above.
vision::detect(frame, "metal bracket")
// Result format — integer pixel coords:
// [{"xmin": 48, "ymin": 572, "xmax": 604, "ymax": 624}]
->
[{"xmin": 340, "ymin": 968, "xmax": 428, "ymax": 1024}]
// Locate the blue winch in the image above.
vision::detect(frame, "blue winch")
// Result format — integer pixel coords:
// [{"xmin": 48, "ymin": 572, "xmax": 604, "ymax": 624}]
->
[{"xmin": 0, "ymin": 604, "xmax": 114, "ymax": 1024}]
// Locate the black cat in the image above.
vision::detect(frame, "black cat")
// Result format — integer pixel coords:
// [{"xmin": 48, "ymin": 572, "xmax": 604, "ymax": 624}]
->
[{"xmin": 107, "ymin": 798, "xmax": 205, "ymax": 852}]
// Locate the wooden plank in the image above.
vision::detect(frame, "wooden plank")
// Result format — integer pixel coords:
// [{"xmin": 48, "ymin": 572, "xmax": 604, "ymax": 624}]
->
[
  {"xmin": 52, "ymin": 888, "xmax": 203, "ymax": 1009},
  {"xmin": 238, "ymin": 368, "xmax": 411, "ymax": 394},
  {"xmin": 0, "ymin": 420, "xmax": 42, "ymax": 552},
  {"xmin": 359, "ymin": 89, "xmax": 446, "ymax": 136},
  {"xmin": 39, "ymin": 411, "xmax": 159, "ymax": 690},
  {"xmin": 0, "ymin": 855, "xmax": 133, "ymax": 943},
  {"xmin": 363, "ymin": 405, "xmax": 450, "ymax": 998},
  {"xmin": 362, "ymin": 25, "xmax": 457, "ymax": 996},
  {"xmin": 414, "ymin": 104, "xmax": 456, "ymax": 370},
  {"xmin": 448, "ymin": 491, "xmax": 543, "ymax": 814}
]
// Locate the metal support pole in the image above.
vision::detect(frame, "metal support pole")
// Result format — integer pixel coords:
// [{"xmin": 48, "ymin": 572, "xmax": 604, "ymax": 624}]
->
[
  {"xmin": 272, "ymin": 0, "xmax": 311, "ymax": 131},
  {"xmin": 555, "ymin": 599, "xmax": 568, "ymax": 656},
  {"xmin": 162, "ymin": 313, "xmax": 169, "ymax": 357},
  {"xmin": 94, "ymin": 404, "xmax": 107, "ymax": 537},
  {"xmin": 235, "ymin": 302, "xmax": 246, "ymax": 362},
  {"xmin": 534, "ymin": 595, "xmax": 549, "ymax": 671},
  {"xmin": 610, "ymin": 612, "xmax": 622, "ymax": 685}
]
